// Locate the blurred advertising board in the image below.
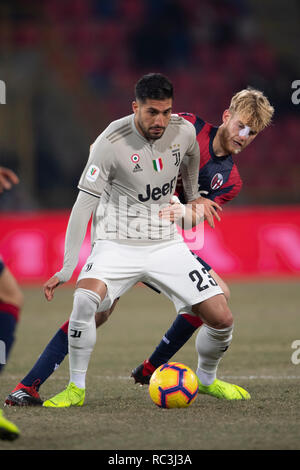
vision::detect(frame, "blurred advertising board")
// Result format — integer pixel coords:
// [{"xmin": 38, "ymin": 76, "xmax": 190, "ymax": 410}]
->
[{"xmin": 1, "ymin": 206, "xmax": 300, "ymax": 283}]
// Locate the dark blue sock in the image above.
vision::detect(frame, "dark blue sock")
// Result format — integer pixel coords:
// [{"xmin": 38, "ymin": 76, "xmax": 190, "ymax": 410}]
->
[
  {"xmin": 0, "ymin": 310, "xmax": 18, "ymax": 373},
  {"xmin": 148, "ymin": 314, "xmax": 200, "ymax": 368},
  {"xmin": 21, "ymin": 327, "xmax": 69, "ymax": 388}
]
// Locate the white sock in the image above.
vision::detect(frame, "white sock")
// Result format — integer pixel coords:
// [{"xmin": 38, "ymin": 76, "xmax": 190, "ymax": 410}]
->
[
  {"xmin": 195, "ymin": 323, "xmax": 233, "ymax": 386},
  {"xmin": 196, "ymin": 370, "xmax": 216, "ymax": 386},
  {"xmin": 68, "ymin": 288, "xmax": 101, "ymax": 389},
  {"xmin": 70, "ymin": 372, "xmax": 86, "ymax": 389},
  {"xmin": 68, "ymin": 318, "xmax": 96, "ymax": 389}
]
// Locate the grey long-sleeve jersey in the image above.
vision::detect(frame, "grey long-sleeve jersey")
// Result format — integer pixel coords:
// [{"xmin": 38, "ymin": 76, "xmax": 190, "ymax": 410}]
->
[{"xmin": 56, "ymin": 113, "xmax": 200, "ymax": 283}]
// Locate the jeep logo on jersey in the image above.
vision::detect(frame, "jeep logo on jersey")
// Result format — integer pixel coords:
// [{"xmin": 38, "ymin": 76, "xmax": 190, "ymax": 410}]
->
[
  {"xmin": 211, "ymin": 173, "xmax": 223, "ymax": 190},
  {"xmin": 138, "ymin": 177, "xmax": 176, "ymax": 202},
  {"xmin": 86, "ymin": 165, "xmax": 100, "ymax": 182}
]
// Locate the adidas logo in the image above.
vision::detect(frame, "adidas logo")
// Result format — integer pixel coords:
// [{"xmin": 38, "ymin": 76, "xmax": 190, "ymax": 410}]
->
[{"xmin": 133, "ymin": 163, "xmax": 143, "ymax": 173}]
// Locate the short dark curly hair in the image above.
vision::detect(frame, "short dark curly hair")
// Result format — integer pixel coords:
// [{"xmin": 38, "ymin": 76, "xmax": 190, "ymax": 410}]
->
[{"xmin": 135, "ymin": 73, "xmax": 173, "ymax": 103}]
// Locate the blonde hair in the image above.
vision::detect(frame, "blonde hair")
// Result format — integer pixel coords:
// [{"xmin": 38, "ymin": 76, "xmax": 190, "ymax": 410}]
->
[{"xmin": 229, "ymin": 87, "xmax": 274, "ymax": 133}]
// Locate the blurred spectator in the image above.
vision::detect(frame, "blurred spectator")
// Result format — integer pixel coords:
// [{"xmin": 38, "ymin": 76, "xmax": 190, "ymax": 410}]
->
[{"xmin": 129, "ymin": 0, "xmax": 192, "ymax": 69}]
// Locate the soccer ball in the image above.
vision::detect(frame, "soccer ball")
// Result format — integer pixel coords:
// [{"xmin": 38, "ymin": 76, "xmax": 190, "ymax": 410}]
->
[{"xmin": 149, "ymin": 362, "xmax": 198, "ymax": 409}]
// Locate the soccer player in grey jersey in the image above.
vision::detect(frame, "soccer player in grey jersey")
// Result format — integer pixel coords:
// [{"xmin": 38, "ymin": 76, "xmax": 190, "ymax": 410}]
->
[{"xmin": 41, "ymin": 73, "xmax": 248, "ymax": 407}]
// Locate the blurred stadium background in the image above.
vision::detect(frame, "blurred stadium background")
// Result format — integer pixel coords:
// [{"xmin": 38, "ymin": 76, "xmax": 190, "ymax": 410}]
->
[
  {"xmin": 1, "ymin": 0, "xmax": 300, "ymax": 451},
  {"xmin": 0, "ymin": 0, "xmax": 300, "ymax": 208},
  {"xmin": 0, "ymin": 0, "xmax": 299, "ymax": 281}
]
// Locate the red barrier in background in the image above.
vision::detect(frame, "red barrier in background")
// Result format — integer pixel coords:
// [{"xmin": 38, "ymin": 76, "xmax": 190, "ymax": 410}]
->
[{"xmin": 1, "ymin": 206, "xmax": 300, "ymax": 283}]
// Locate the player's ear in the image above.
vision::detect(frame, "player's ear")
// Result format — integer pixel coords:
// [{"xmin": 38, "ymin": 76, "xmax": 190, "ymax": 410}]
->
[
  {"xmin": 222, "ymin": 109, "xmax": 231, "ymax": 124},
  {"xmin": 132, "ymin": 101, "xmax": 138, "ymax": 114}
]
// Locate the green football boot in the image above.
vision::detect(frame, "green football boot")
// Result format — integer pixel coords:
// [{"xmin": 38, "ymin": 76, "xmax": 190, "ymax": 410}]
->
[
  {"xmin": 0, "ymin": 409, "xmax": 20, "ymax": 441},
  {"xmin": 198, "ymin": 378, "xmax": 251, "ymax": 400},
  {"xmin": 43, "ymin": 382, "xmax": 85, "ymax": 408}
]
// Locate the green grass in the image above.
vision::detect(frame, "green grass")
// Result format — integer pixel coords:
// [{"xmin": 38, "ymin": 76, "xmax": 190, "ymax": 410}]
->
[{"xmin": 1, "ymin": 281, "xmax": 300, "ymax": 450}]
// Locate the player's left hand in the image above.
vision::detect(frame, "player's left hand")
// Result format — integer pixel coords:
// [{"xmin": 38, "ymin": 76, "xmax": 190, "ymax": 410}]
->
[
  {"xmin": 0, "ymin": 167, "xmax": 19, "ymax": 193},
  {"xmin": 190, "ymin": 196, "xmax": 222, "ymax": 229}
]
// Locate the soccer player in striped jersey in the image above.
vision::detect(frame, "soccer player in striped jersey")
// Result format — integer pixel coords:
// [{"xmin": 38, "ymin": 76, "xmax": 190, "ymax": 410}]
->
[
  {"xmin": 132, "ymin": 88, "xmax": 274, "ymax": 389},
  {"xmin": 5, "ymin": 87, "xmax": 274, "ymax": 406}
]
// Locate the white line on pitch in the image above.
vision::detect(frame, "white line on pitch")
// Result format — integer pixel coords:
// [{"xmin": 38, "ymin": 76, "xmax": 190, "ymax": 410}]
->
[
  {"xmin": 221, "ymin": 375, "xmax": 299, "ymax": 380},
  {"xmin": 93, "ymin": 375, "xmax": 300, "ymax": 380},
  {"xmin": 3, "ymin": 374, "xmax": 299, "ymax": 382},
  {"xmin": 67, "ymin": 374, "xmax": 300, "ymax": 381}
]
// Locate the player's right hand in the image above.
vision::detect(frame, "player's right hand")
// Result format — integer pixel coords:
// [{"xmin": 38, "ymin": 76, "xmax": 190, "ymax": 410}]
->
[
  {"xmin": 159, "ymin": 196, "xmax": 185, "ymax": 222},
  {"xmin": 43, "ymin": 275, "xmax": 61, "ymax": 301}
]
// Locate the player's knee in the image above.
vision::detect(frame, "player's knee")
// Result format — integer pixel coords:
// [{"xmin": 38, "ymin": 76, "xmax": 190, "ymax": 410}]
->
[
  {"xmin": 71, "ymin": 288, "xmax": 101, "ymax": 323},
  {"xmin": 193, "ymin": 295, "xmax": 233, "ymax": 329},
  {"xmin": 213, "ymin": 307, "xmax": 233, "ymax": 329},
  {"xmin": 210, "ymin": 298, "xmax": 233, "ymax": 329}
]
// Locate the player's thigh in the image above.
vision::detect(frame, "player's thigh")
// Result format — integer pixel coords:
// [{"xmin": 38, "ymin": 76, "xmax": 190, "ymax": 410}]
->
[
  {"xmin": 192, "ymin": 294, "xmax": 233, "ymax": 329},
  {"xmin": 146, "ymin": 240, "xmax": 223, "ymax": 307},
  {"xmin": 0, "ymin": 265, "xmax": 23, "ymax": 307},
  {"xmin": 78, "ymin": 240, "xmax": 144, "ymax": 308}
]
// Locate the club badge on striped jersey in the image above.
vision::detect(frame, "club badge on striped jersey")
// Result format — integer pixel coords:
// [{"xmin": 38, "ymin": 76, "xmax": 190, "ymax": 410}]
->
[
  {"xmin": 153, "ymin": 158, "xmax": 163, "ymax": 172},
  {"xmin": 211, "ymin": 173, "xmax": 223, "ymax": 190},
  {"xmin": 170, "ymin": 144, "xmax": 181, "ymax": 167}
]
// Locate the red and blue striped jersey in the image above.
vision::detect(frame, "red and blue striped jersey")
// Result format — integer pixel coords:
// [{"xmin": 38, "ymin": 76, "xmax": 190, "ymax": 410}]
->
[{"xmin": 176, "ymin": 112, "xmax": 242, "ymax": 206}]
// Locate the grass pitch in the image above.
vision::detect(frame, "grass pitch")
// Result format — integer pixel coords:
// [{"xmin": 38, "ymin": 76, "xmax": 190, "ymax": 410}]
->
[{"xmin": 1, "ymin": 281, "xmax": 300, "ymax": 451}]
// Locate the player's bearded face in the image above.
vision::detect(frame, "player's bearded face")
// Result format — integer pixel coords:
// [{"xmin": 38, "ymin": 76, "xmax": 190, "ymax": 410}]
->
[
  {"xmin": 133, "ymin": 99, "xmax": 172, "ymax": 140},
  {"xmin": 222, "ymin": 112, "xmax": 258, "ymax": 155}
]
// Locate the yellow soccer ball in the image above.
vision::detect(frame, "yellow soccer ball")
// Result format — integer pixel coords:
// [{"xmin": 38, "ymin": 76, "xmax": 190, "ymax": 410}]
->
[{"xmin": 149, "ymin": 362, "xmax": 198, "ymax": 409}]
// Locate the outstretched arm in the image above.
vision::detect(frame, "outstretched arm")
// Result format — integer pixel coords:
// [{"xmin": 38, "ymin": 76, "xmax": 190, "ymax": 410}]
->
[{"xmin": 43, "ymin": 190, "xmax": 99, "ymax": 301}]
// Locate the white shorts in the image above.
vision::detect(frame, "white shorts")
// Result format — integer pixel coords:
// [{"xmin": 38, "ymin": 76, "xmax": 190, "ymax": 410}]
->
[{"xmin": 78, "ymin": 239, "xmax": 223, "ymax": 313}]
